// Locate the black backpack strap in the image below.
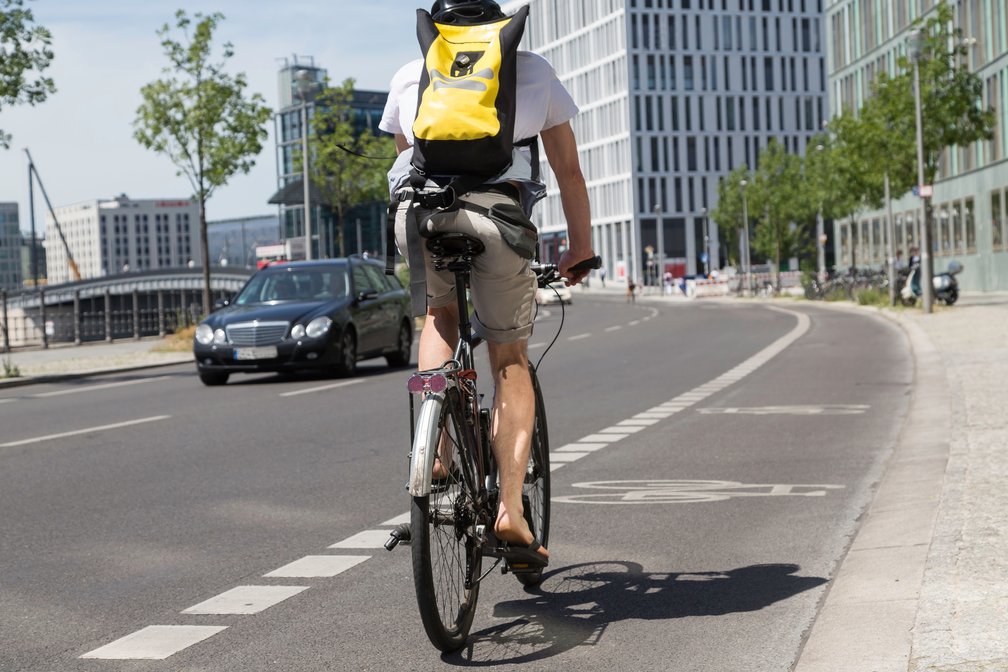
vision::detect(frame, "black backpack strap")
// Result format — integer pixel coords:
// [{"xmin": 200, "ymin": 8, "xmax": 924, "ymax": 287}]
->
[
  {"xmin": 515, "ymin": 136, "xmax": 540, "ymax": 182},
  {"xmin": 384, "ymin": 200, "xmax": 398, "ymax": 275}
]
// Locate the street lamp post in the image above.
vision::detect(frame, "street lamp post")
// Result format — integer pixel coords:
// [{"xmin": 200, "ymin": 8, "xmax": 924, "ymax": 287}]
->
[
  {"xmin": 908, "ymin": 29, "xmax": 933, "ymax": 313},
  {"xmin": 814, "ymin": 144, "xmax": 827, "ymax": 282},
  {"xmin": 701, "ymin": 207, "xmax": 710, "ymax": 277},
  {"xmin": 294, "ymin": 70, "xmax": 316, "ymax": 261},
  {"xmin": 740, "ymin": 179, "xmax": 751, "ymax": 295},
  {"xmin": 653, "ymin": 203, "xmax": 664, "ymax": 294}
]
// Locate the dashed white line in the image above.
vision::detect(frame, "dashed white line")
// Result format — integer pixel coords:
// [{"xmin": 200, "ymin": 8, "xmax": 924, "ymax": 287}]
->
[
  {"xmin": 568, "ymin": 333, "xmax": 591, "ymax": 341},
  {"xmin": 181, "ymin": 585, "xmax": 307, "ymax": 615},
  {"xmin": 600, "ymin": 425, "xmax": 644, "ymax": 434},
  {"xmin": 80, "ymin": 625, "xmax": 227, "ymax": 660},
  {"xmin": 617, "ymin": 419, "xmax": 659, "ymax": 427},
  {"xmin": 0, "ymin": 415, "xmax": 171, "ymax": 448},
  {"xmin": 34, "ymin": 376, "xmax": 170, "ymax": 398},
  {"xmin": 604, "ymin": 326, "xmax": 622, "ymax": 332},
  {"xmin": 380, "ymin": 512, "xmax": 410, "ymax": 526},
  {"xmin": 550, "ymin": 451, "xmax": 589, "ymax": 462},
  {"xmin": 329, "ymin": 530, "xmax": 393, "ymax": 549},
  {"xmin": 263, "ymin": 555, "xmax": 370, "ymax": 578},
  {"xmin": 550, "ymin": 463, "xmax": 566, "ymax": 472},
  {"xmin": 577, "ymin": 434, "xmax": 624, "ymax": 443},
  {"xmin": 0, "ymin": 398, "xmax": 14, "ymax": 405},
  {"xmin": 556, "ymin": 442, "xmax": 608, "ymax": 452},
  {"xmin": 279, "ymin": 380, "xmax": 362, "ymax": 397},
  {"xmin": 629, "ymin": 320, "xmax": 641, "ymax": 326}
]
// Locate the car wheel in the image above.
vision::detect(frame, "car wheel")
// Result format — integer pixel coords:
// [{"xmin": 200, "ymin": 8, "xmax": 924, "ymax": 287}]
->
[
  {"xmin": 385, "ymin": 321, "xmax": 413, "ymax": 367},
  {"xmin": 199, "ymin": 371, "xmax": 229, "ymax": 386},
  {"xmin": 334, "ymin": 329, "xmax": 357, "ymax": 377}
]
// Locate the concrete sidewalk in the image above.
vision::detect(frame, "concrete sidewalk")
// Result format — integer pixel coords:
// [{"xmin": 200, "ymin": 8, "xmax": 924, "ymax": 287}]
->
[{"xmin": 1, "ymin": 287, "xmax": 1005, "ymax": 670}]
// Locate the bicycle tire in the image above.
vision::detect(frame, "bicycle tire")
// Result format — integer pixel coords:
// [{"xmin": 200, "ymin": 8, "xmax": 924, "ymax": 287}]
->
[
  {"xmin": 411, "ymin": 387, "xmax": 482, "ymax": 652},
  {"xmin": 516, "ymin": 365, "xmax": 551, "ymax": 587}
]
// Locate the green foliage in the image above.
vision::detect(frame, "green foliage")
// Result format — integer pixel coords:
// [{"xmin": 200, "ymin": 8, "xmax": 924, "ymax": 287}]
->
[
  {"xmin": 2, "ymin": 355, "xmax": 20, "ymax": 378},
  {"xmin": 748, "ymin": 140, "xmax": 806, "ymax": 289},
  {"xmin": 854, "ymin": 287, "xmax": 888, "ymax": 306},
  {"xmin": 297, "ymin": 78, "xmax": 396, "ymax": 257},
  {"xmin": 133, "ymin": 10, "xmax": 272, "ymax": 314},
  {"xmin": 0, "ymin": 0, "xmax": 55, "ymax": 149},
  {"xmin": 709, "ymin": 165, "xmax": 751, "ymax": 267}
]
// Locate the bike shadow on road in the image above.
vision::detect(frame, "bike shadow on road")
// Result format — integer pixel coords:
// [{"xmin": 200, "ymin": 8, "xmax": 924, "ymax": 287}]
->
[{"xmin": 443, "ymin": 561, "xmax": 827, "ymax": 667}]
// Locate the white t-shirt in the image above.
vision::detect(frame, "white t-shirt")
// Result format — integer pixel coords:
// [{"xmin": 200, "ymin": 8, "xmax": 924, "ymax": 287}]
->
[{"xmin": 379, "ymin": 51, "xmax": 579, "ymax": 145}]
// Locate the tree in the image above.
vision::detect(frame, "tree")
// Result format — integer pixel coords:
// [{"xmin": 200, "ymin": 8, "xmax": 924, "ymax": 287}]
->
[
  {"xmin": 134, "ymin": 11, "xmax": 272, "ymax": 315},
  {"xmin": 0, "ymin": 0, "xmax": 55, "ymax": 149},
  {"xmin": 300, "ymin": 78, "xmax": 395, "ymax": 257},
  {"xmin": 710, "ymin": 164, "xmax": 751, "ymax": 267},
  {"xmin": 748, "ymin": 140, "xmax": 804, "ymax": 291}
]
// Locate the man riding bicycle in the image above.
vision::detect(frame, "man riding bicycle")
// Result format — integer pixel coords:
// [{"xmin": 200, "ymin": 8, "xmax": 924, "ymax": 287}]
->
[{"xmin": 380, "ymin": 0, "xmax": 595, "ymax": 565}]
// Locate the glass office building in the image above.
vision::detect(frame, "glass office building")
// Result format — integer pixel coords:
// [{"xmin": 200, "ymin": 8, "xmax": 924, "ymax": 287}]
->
[
  {"xmin": 508, "ymin": 0, "xmax": 827, "ymax": 282},
  {"xmin": 0, "ymin": 203, "xmax": 22, "ymax": 290},
  {"xmin": 827, "ymin": 0, "xmax": 1008, "ymax": 290}
]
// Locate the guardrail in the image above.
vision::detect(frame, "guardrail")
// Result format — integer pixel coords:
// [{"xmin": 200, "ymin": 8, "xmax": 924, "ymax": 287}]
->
[{"xmin": 1, "ymin": 267, "xmax": 252, "ymax": 351}]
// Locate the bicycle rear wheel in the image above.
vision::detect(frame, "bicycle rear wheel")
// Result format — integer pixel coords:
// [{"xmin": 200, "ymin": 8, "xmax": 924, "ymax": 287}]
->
[
  {"xmin": 516, "ymin": 366, "xmax": 551, "ymax": 587},
  {"xmin": 411, "ymin": 388, "xmax": 482, "ymax": 652}
]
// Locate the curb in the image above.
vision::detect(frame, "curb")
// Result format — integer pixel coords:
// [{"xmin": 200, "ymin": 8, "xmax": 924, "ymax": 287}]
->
[{"xmin": 0, "ymin": 357, "xmax": 193, "ymax": 390}]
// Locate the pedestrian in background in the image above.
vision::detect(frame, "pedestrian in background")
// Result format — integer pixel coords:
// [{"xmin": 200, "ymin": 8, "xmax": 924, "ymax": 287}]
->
[{"xmin": 627, "ymin": 278, "xmax": 636, "ymax": 303}]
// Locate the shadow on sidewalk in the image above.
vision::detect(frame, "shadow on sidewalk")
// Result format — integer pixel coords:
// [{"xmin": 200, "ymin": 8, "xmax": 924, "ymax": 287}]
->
[{"xmin": 443, "ymin": 561, "xmax": 826, "ymax": 667}]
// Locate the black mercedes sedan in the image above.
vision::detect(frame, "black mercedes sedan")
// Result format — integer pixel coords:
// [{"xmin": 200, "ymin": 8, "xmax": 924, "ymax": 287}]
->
[{"xmin": 193, "ymin": 258, "xmax": 412, "ymax": 386}]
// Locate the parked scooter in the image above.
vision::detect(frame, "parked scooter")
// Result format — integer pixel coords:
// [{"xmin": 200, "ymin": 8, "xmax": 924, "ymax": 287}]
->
[{"xmin": 899, "ymin": 260, "xmax": 962, "ymax": 306}]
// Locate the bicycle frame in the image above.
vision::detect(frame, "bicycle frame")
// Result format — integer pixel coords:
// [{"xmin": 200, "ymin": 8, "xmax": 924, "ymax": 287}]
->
[{"xmin": 406, "ymin": 257, "xmax": 486, "ymax": 498}]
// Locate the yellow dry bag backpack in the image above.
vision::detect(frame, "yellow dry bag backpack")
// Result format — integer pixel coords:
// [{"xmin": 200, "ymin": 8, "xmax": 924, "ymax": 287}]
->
[{"xmin": 410, "ymin": 6, "xmax": 529, "ymax": 188}]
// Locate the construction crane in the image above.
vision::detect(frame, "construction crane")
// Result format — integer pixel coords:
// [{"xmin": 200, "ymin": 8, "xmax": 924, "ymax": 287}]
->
[{"xmin": 25, "ymin": 149, "xmax": 82, "ymax": 282}]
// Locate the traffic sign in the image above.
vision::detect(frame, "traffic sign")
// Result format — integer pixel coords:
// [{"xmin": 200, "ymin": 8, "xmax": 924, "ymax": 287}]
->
[{"xmin": 913, "ymin": 184, "xmax": 933, "ymax": 198}]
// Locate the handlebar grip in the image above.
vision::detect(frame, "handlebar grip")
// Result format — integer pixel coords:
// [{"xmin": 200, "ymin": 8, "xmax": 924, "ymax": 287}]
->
[{"xmin": 568, "ymin": 255, "xmax": 603, "ymax": 273}]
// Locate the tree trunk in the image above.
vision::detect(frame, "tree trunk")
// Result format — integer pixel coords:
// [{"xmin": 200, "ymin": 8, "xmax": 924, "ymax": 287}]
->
[
  {"xmin": 774, "ymin": 221, "xmax": 782, "ymax": 294},
  {"xmin": 199, "ymin": 195, "xmax": 211, "ymax": 317}
]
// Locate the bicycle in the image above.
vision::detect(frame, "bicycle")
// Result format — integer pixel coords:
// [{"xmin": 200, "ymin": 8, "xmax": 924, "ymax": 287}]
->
[{"xmin": 384, "ymin": 230, "xmax": 601, "ymax": 652}]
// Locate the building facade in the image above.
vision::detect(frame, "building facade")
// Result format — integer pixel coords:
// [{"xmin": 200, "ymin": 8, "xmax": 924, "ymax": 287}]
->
[
  {"xmin": 827, "ymin": 0, "xmax": 1008, "ymax": 291},
  {"xmin": 44, "ymin": 195, "xmax": 199, "ymax": 286},
  {"xmin": 207, "ymin": 214, "xmax": 281, "ymax": 268},
  {"xmin": 509, "ymin": 0, "xmax": 828, "ymax": 281},
  {"xmin": 273, "ymin": 56, "xmax": 390, "ymax": 259},
  {"xmin": 0, "ymin": 203, "xmax": 22, "ymax": 291}
]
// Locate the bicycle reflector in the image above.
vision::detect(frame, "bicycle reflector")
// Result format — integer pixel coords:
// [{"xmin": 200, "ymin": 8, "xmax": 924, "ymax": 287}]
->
[{"xmin": 407, "ymin": 373, "xmax": 449, "ymax": 394}]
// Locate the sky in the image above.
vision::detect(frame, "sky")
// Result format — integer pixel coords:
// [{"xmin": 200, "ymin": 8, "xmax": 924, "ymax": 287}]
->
[{"xmin": 0, "ymin": 0, "xmax": 420, "ymax": 234}]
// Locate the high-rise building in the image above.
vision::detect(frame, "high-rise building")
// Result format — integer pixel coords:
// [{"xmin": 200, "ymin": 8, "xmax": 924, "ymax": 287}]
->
[
  {"xmin": 272, "ymin": 56, "xmax": 390, "ymax": 259},
  {"xmin": 43, "ymin": 194, "xmax": 200, "ymax": 285},
  {"xmin": 826, "ymin": 0, "xmax": 1008, "ymax": 291},
  {"xmin": 207, "ymin": 214, "xmax": 281, "ymax": 268},
  {"xmin": 0, "ymin": 203, "xmax": 22, "ymax": 290},
  {"xmin": 507, "ymin": 0, "xmax": 828, "ymax": 281}
]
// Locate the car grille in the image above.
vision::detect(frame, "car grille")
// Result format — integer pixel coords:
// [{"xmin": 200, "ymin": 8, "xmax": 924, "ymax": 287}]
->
[{"xmin": 226, "ymin": 321, "xmax": 289, "ymax": 346}]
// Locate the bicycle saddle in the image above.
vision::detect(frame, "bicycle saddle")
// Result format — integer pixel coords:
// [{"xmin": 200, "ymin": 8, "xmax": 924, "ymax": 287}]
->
[{"xmin": 426, "ymin": 232, "xmax": 486, "ymax": 259}]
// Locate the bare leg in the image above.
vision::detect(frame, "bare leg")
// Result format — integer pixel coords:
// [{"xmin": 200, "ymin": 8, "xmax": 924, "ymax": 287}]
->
[
  {"xmin": 421, "ymin": 304, "xmax": 458, "ymax": 479},
  {"xmin": 487, "ymin": 340, "xmax": 549, "ymax": 559}
]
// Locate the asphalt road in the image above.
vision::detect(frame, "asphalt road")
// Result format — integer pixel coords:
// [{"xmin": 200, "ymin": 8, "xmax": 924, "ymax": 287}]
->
[{"xmin": 0, "ymin": 297, "xmax": 912, "ymax": 672}]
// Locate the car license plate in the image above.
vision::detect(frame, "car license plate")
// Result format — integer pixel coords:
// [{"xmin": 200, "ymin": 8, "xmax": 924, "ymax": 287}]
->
[{"xmin": 234, "ymin": 346, "xmax": 278, "ymax": 360}]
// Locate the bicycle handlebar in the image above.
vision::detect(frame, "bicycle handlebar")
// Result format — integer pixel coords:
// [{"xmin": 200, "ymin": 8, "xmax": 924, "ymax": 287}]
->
[{"xmin": 532, "ymin": 255, "xmax": 603, "ymax": 288}]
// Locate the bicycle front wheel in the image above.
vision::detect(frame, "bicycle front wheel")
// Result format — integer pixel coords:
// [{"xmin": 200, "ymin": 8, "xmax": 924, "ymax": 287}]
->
[
  {"xmin": 411, "ymin": 388, "xmax": 482, "ymax": 652},
  {"xmin": 516, "ymin": 365, "xmax": 551, "ymax": 587}
]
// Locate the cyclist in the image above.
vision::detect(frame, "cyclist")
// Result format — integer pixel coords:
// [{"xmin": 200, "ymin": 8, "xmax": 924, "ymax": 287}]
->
[{"xmin": 380, "ymin": 0, "xmax": 595, "ymax": 566}]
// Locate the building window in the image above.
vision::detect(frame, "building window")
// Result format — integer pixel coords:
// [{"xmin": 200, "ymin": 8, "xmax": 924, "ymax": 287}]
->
[
  {"xmin": 965, "ymin": 197, "xmax": 976, "ymax": 253},
  {"xmin": 684, "ymin": 56, "xmax": 694, "ymax": 91},
  {"xmin": 993, "ymin": 189, "xmax": 1005, "ymax": 250}
]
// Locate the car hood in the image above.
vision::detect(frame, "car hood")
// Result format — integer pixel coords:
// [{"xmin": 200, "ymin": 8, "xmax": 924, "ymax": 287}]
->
[{"xmin": 205, "ymin": 300, "xmax": 348, "ymax": 326}]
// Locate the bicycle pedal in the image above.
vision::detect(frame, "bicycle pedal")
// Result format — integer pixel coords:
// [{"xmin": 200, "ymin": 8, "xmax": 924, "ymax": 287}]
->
[{"xmin": 384, "ymin": 523, "xmax": 411, "ymax": 551}]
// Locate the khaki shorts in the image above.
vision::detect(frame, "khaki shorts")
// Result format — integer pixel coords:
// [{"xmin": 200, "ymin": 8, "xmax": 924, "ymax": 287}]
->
[{"xmin": 395, "ymin": 190, "xmax": 536, "ymax": 344}]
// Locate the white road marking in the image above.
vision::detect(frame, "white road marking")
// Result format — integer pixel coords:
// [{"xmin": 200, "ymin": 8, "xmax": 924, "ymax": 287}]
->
[
  {"xmin": 635, "ymin": 412, "xmax": 673, "ymax": 419},
  {"xmin": 698, "ymin": 404, "xmax": 871, "ymax": 416},
  {"xmin": 0, "ymin": 415, "xmax": 171, "ymax": 448},
  {"xmin": 549, "ymin": 463, "xmax": 565, "ymax": 472},
  {"xmin": 280, "ymin": 379, "xmax": 362, "ymax": 397},
  {"xmin": 604, "ymin": 326, "xmax": 622, "ymax": 332},
  {"xmin": 577, "ymin": 433, "xmax": 624, "ymax": 443},
  {"xmin": 629, "ymin": 320, "xmax": 641, "ymax": 326},
  {"xmin": 263, "ymin": 555, "xmax": 370, "ymax": 578},
  {"xmin": 600, "ymin": 425, "xmax": 644, "ymax": 434},
  {"xmin": 329, "ymin": 530, "xmax": 394, "ymax": 549},
  {"xmin": 80, "ymin": 625, "xmax": 227, "ymax": 660},
  {"xmin": 380, "ymin": 512, "xmax": 410, "ymax": 526},
  {"xmin": 550, "ymin": 451, "xmax": 589, "ymax": 462},
  {"xmin": 555, "ymin": 479, "xmax": 845, "ymax": 505},
  {"xmin": 617, "ymin": 419, "xmax": 659, "ymax": 427},
  {"xmin": 556, "ymin": 442, "xmax": 608, "ymax": 452},
  {"xmin": 528, "ymin": 342, "xmax": 546, "ymax": 350},
  {"xmin": 181, "ymin": 585, "xmax": 307, "ymax": 615},
  {"xmin": 0, "ymin": 398, "xmax": 13, "ymax": 405},
  {"xmin": 568, "ymin": 333, "xmax": 591, "ymax": 341},
  {"xmin": 34, "ymin": 376, "xmax": 170, "ymax": 398}
]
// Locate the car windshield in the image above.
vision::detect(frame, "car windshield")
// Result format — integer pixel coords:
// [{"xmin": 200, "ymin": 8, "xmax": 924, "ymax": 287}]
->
[{"xmin": 234, "ymin": 266, "xmax": 349, "ymax": 305}]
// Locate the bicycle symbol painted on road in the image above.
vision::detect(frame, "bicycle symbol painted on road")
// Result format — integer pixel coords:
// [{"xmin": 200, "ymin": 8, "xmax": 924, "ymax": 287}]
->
[{"xmin": 552, "ymin": 480, "xmax": 845, "ymax": 505}]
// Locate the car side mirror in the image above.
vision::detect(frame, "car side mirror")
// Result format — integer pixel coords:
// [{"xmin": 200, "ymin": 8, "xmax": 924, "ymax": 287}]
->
[
  {"xmin": 213, "ymin": 297, "xmax": 231, "ymax": 311},
  {"xmin": 357, "ymin": 290, "xmax": 379, "ymax": 302}
]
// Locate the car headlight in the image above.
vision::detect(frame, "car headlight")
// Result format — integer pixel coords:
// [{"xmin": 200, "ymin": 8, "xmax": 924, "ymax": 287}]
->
[
  {"xmin": 290, "ymin": 324, "xmax": 306, "ymax": 340},
  {"xmin": 305, "ymin": 316, "xmax": 333, "ymax": 338},
  {"xmin": 213, "ymin": 328, "xmax": 227, "ymax": 344},
  {"xmin": 195, "ymin": 323, "xmax": 214, "ymax": 345}
]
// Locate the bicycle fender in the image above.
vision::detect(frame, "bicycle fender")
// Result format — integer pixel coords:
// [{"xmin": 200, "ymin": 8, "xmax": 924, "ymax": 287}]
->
[{"xmin": 408, "ymin": 393, "xmax": 445, "ymax": 497}]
